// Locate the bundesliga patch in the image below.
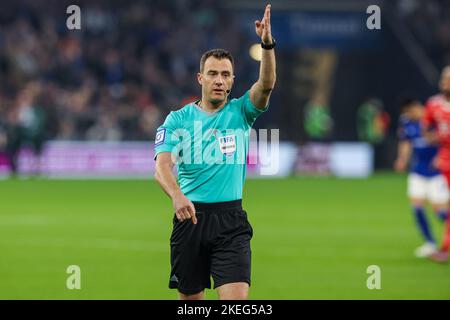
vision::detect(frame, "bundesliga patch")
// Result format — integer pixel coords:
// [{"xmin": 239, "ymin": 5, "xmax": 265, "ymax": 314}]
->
[
  {"xmin": 155, "ymin": 128, "xmax": 166, "ymax": 146},
  {"xmin": 218, "ymin": 134, "xmax": 236, "ymax": 156}
]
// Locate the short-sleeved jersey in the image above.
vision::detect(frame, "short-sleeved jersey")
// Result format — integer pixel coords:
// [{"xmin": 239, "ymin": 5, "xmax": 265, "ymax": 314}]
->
[
  {"xmin": 154, "ymin": 90, "xmax": 268, "ymax": 203},
  {"xmin": 423, "ymin": 94, "xmax": 450, "ymax": 171},
  {"xmin": 398, "ymin": 115, "xmax": 439, "ymax": 177}
]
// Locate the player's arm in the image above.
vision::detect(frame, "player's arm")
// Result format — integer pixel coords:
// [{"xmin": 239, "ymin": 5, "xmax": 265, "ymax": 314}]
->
[
  {"xmin": 423, "ymin": 130, "xmax": 439, "ymax": 144},
  {"xmin": 394, "ymin": 140, "xmax": 412, "ymax": 172},
  {"xmin": 250, "ymin": 4, "xmax": 276, "ymax": 110},
  {"xmin": 155, "ymin": 152, "xmax": 197, "ymax": 224}
]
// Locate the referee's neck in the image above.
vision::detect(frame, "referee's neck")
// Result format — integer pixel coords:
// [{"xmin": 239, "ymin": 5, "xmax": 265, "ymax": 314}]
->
[{"xmin": 198, "ymin": 98, "xmax": 227, "ymax": 113}]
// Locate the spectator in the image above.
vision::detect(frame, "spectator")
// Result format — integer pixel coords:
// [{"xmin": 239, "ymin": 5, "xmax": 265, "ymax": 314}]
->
[
  {"xmin": 357, "ymin": 98, "xmax": 390, "ymax": 144},
  {"xmin": 304, "ymin": 94, "xmax": 334, "ymax": 141}
]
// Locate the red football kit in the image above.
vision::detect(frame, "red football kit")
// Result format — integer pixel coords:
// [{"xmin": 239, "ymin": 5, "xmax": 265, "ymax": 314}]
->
[
  {"xmin": 423, "ymin": 94, "xmax": 450, "ymax": 183},
  {"xmin": 423, "ymin": 94, "xmax": 450, "ymax": 252}
]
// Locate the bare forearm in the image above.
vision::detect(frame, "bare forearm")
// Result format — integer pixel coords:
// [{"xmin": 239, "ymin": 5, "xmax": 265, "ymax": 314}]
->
[
  {"xmin": 258, "ymin": 48, "xmax": 276, "ymax": 91},
  {"xmin": 155, "ymin": 163, "xmax": 181, "ymax": 199},
  {"xmin": 397, "ymin": 141, "xmax": 412, "ymax": 162},
  {"xmin": 154, "ymin": 155, "xmax": 197, "ymax": 224},
  {"xmin": 423, "ymin": 128, "xmax": 439, "ymax": 144}
]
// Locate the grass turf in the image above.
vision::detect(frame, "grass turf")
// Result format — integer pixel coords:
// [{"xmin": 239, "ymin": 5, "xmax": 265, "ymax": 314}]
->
[{"xmin": 0, "ymin": 173, "xmax": 449, "ymax": 299}]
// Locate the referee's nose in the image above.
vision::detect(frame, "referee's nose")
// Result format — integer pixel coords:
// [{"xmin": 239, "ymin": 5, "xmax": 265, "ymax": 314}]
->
[{"xmin": 214, "ymin": 75, "xmax": 225, "ymax": 87}]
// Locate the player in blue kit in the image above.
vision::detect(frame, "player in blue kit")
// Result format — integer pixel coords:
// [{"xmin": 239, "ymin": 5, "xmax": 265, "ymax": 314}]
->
[
  {"xmin": 153, "ymin": 5, "xmax": 276, "ymax": 300},
  {"xmin": 394, "ymin": 98, "xmax": 449, "ymax": 257}
]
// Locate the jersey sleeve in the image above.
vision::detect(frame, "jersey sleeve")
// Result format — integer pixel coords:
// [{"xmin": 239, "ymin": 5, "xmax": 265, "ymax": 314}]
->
[
  {"xmin": 423, "ymin": 99, "xmax": 436, "ymax": 130},
  {"xmin": 154, "ymin": 111, "xmax": 180, "ymax": 160},
  {"xmin": 238, "ymin": 90, "xmax": 269, "ymax": 127}
]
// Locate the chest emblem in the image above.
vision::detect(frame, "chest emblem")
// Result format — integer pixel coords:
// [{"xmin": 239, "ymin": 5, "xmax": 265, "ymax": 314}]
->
[{"xmin": 218, "ymin": 135, "xmax": 236, "ymax": 156}]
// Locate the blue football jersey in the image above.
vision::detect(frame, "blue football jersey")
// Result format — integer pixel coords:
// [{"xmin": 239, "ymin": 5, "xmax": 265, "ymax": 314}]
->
[{"xmin": 398, "ymin": 115, "xmax": 439, "ymax": 177}]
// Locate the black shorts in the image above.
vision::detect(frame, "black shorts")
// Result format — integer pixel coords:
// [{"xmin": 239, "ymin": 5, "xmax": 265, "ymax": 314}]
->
[{"xmin": 169, "ymin": 199, "xmax": 253, "ymax": 295}]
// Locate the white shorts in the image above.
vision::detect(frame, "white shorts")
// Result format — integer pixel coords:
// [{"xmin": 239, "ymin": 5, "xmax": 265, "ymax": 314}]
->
[{"xmin": 407, "ymin": 173, "xmax": 450, "ymax": 204}]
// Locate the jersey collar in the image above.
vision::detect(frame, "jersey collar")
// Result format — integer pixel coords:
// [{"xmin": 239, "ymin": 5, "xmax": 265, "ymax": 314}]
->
[{"xmin": 193, "ymin": 99, "xmax": 228, "ymax": 115}]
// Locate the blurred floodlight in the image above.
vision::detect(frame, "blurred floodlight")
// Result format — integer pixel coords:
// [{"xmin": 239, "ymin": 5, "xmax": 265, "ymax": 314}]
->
[{"xmin": 249, "ymin": 43, "xmax": 262, "ymax": 61}]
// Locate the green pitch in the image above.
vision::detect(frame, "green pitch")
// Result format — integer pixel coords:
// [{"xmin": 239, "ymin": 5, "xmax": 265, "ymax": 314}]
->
[{"xmin": 0, "ymin": 174, "xmax": 449, "ymax": 299}]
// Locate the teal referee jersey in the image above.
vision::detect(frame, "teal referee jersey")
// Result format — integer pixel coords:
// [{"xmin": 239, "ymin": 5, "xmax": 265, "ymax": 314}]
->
[{"xmin": 154, "ymin": 90, "xmax": 268, "ymax": 203}]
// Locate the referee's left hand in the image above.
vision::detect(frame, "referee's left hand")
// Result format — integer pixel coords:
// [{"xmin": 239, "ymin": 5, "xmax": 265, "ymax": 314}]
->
[
  {"xmin": 173, "ymin": 191, "xmax": 197, "ymax": 224},
  {"xmin": 255, "ymin": 4, "xmax": 273, "ymax": 45}
]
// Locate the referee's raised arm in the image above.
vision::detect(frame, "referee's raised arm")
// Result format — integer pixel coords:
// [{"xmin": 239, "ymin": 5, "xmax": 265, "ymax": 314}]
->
[{"xmin": 250, "ymin": 4, "xmax": 277, "ymax": 110}]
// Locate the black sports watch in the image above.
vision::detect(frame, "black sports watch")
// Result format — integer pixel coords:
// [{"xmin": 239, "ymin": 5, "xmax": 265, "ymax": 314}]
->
[{"xmin": 261, "ymin": 38, "xmax": 276, "ymax": 50}]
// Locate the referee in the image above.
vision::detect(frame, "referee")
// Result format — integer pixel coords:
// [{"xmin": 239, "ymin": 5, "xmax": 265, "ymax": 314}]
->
[{"xmin": 154, "ymin": 4, "xmax": 276, "ymax": 300}]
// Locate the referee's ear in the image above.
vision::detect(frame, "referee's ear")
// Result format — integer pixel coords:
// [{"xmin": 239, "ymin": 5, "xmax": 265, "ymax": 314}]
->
[{"xmin": 197, "ymin": 72, "xmax": 203, "ymax": 86}]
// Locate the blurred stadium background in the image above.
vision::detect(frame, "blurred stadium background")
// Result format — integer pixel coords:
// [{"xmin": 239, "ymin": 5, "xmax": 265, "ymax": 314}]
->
[{"xmin": 1, "ymin": 0, "xmax": 450, "ymax": 299}]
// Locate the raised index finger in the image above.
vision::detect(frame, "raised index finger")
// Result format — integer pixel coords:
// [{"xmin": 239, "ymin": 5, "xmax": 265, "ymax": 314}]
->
[{"xmin": 264, "ymin": 5, "xmax": 271, "ymax": 29}]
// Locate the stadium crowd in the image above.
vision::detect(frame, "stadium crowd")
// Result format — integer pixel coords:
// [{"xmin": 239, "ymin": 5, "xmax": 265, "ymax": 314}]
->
[
  {"xmin": 1, "ymin": 0, "xmax": 450, "ymax": 149},
  {"xmin": 0, "ymin": 0, "xmax": 254, "ymax": 147}
]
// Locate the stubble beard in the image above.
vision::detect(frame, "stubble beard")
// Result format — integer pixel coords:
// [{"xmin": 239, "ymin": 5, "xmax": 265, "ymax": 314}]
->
[{"xmin": 207, "ymin": 93, "xmax": 226, "ymax": 108}]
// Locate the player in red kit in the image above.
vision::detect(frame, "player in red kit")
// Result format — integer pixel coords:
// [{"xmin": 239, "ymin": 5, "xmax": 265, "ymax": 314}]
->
[{"xmin": 423, "ymin": 66, "xmax": 450, "ymax": 262}]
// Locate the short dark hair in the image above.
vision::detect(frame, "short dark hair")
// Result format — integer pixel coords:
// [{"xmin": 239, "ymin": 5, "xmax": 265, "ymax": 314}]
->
[
  {"xmin": 397, "ymin": 95, "xmax": 421, "ymax": 112},
  {"xmin": 199, "ymin": 49, "xmax": 234, "ymax": 73}
]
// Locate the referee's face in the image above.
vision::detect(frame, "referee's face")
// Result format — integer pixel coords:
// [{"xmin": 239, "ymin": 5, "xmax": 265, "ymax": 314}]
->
[{"xmin": 198, "ymin": 57, "xmax": 234, "ymax": 106}]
